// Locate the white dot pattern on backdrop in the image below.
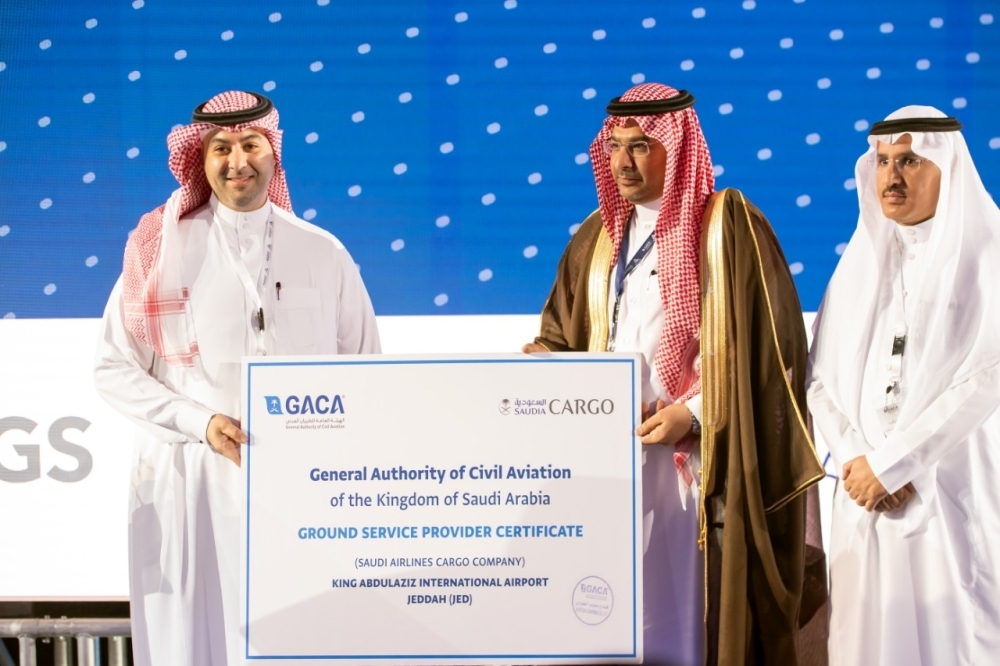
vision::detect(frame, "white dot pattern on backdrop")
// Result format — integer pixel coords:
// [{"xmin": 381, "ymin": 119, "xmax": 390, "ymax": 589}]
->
[
  {"xmin": 569, "ymin": 223, "xmax": 581, "ymax": 235},
  {"xmin": 797, "ymin": 194, "xmax": 812, "ymax": 207},
  {"xmin": 2, "ymin": 0, "xmax": 997, "ymax": 319},
  {"xmin": 844, "ymin": 178, "xmax": 857, "ymax": 190},
  {"xmin": 132, "ymin": 0, "xmax": 144, "ymax": 8},
  {"xmin": 303, "ymin": 209, "xmax": 317, "ymax": 220},
  {"xmin": 40, "ymin": 198, "xmax": 52, "ymax": 209},
  {"xmin": 391, "ymin": 239, "xmax": 405, "ymax": 251},
  {"xmin": 44, "ymin": 284, "xmax": 57, "ymax": 295},
  {"xmin": 835, "ymin": 242, "xmax": 849, "ymax": 255},
  {"xmin": 3, "ymin": 313, "xmax": 14, "ymax": 319},
  {"xmin": 478, "ymin": 269, "xmax": 493, "ymax": 281},
  {"xmin": 789, "ymin": 262, "xmax": 804, "ymax": 275},
  {"xmin": 713, "ymin": 165, "xmax": 725, "ymax": 177},
  {"xmin": 0, "ymin": 225, "xmax": 9, "ymax": 237},
  {"xmin": 434, "ymin": 294, "xmax": 449, "ymax": 306},
  {"xmin": 806, "ymin": 133, "xmax": 821, "ymax": 145}
]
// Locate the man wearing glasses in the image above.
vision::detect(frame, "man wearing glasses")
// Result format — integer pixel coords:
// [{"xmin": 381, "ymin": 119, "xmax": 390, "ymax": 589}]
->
[
  {"xmin": 524, "ymin": 83, "xmax": 825, "ymax": 665},
  {"xmin": 809, "ymin": 106, "xmax": 1000, "ymax": 665}
]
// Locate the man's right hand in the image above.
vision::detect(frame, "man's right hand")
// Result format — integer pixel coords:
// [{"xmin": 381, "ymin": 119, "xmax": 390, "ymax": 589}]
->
[
  {"xmin": 521, "ymin": 342, "xmax": 548, "ymax": 353},
  {"xmin": 875, "ymin": 482, "xmax": 917, "ymax": 513},
  {"xmin": 206, "ymin": 414, "xmax": 247, "ymax": 466}
]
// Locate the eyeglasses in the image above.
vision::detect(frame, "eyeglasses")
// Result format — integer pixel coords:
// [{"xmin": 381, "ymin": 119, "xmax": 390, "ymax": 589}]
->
[
  {"xmin": 603, "ymin": 140, "xmax": 653, "ymax": 157},
  {"xmin": 873, "ymin": 155, "xmax": 930, "ymax": 173}
]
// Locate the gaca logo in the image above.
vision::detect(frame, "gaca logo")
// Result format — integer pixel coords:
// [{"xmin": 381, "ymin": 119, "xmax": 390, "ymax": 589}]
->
[{"xmin": 264, "ymin": 395, "xmax": 345, "ymax": 416}]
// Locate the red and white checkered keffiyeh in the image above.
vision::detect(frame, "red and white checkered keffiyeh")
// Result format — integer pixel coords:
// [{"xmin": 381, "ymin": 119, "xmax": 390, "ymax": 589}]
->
[
  {"xmin": 121, "ymin": 91, "xmax": 292, "ymax": 366},
  {"xmin": 589, "ymin": 83, "xmax": 715, "ymax": 490}
]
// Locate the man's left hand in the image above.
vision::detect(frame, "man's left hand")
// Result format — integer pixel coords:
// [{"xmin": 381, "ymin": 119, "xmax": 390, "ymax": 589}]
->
[
  {"xmin": 842, "ymin": 455, "xmax": 889, "ymax": 511},
  {"xmin": 636, "ymin": 401, "xmax": 693, "ymax": 446}
]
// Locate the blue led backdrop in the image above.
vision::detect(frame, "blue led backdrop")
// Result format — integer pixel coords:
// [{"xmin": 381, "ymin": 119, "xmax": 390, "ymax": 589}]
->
[{"xmin": 0, "ymin": 0, "xmax": 997, "ymax": 317}]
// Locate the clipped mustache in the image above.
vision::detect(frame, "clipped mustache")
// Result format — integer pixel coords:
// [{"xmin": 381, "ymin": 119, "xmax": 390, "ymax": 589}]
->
[
  {"xmin": 882, "ymin": 185, "xmax": 905, "ymax": 197},
  {"xmin": 616, "ymin": 171, "xmax": 642, "ymax": 180}
]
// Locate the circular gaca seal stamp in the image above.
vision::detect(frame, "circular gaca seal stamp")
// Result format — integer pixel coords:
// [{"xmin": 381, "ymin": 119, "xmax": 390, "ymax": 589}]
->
[{"xmin": 572, "ymin": 576, "xmax": 614, "ymax": 625}]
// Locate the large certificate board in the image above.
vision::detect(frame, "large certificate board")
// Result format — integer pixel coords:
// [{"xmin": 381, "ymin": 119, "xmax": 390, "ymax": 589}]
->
[{"xmin": 241, "ymin": 353, "xmax": 642, "ymax": 664}]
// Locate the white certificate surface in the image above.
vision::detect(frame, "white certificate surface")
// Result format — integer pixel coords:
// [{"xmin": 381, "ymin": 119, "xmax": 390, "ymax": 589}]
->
[{"xmin": 241, "ymin": 353, "xmax": 642, "ymax": 664}]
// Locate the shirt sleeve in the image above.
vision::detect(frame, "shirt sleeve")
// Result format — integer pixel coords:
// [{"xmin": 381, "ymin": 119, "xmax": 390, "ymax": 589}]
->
[
  {"xmin": 866, "ymin": 362, "xmax": 1000, "ymax": 494},
  {"xmin": 806, "ymin": 377, "xmax": 874, "ymax": 475},
  {"xmin": 93, "ymin": 277, "xmax": 217, "ymax": 444},
  {"xmin": 334, "ymin": 248, "xmax": 382, "ymax": 355},
  {"xmin": 683, "ymin": 393, "xmax": 702, "ymax": 424}
]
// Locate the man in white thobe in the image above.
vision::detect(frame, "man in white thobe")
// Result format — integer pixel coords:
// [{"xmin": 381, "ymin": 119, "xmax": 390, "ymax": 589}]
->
[
  {"xmin": 95, "ymin": 91, "xmax": 380, "ymax": 666},
  {"xmin": 808, "ymin": 106, "xmax": 1000, "ymax": 665}
]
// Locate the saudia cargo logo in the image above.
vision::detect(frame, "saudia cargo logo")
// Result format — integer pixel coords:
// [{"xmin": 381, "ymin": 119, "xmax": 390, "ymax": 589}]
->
[
  {"xmin": 497, "ymin": 398, "xmax": 615, "ymax": 416},
  {"xmin": 264, "ymin": 395, "xmax": 347, "ymax": 431}
]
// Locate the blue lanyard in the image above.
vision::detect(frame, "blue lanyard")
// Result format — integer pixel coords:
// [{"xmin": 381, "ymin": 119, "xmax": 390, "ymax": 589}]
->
[{"xmin": 608, "ymin": 230, "xmax": 656, "ymax": 349}]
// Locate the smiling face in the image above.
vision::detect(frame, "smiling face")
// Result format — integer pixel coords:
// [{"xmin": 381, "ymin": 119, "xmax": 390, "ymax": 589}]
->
[
  {"xmin": 203, "ymin": 128, "xmax": 275, "ymax": 211},
  {"xmin": 875, "ymin": 135, "xmax": 942, "ymax": 226},
  {"xmin": 609, "ymin": 122, "xmax": 667, "ymax": 205}
]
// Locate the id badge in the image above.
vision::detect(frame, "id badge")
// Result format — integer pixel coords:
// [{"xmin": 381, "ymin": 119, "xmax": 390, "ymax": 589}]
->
[{"xmin": 878, "ymin": 383, "xmax": 901, "ymax": 433}]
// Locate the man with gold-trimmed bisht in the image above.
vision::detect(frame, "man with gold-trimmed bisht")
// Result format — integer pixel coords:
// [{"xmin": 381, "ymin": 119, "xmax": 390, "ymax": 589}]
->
[{"xmin": 523, "ymin": 83, "xmax": 826, "ymax": 665}]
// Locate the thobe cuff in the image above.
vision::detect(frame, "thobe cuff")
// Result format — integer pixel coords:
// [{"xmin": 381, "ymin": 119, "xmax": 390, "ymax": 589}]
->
[
  {"xmin": 683, "ymin": 394, "xmax": 702, "ymax": 425},
  {"xmin": 176, "ymin": 402, "xmax": 219, "ymax": 444},
  {"xmin": 865, "ymin": 443, "xmax": 914, "ymax": 495}
]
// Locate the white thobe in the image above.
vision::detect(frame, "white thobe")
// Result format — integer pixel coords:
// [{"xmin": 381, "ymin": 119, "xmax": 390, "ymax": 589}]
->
[
  {"xmin": 811, "ymin": 218, "xmax": 1000, "ymax": 665},
  {"xmin": 95, "ymin": 196, "xmax": 381, "ymax": 666},
  {"xmin": 607, "ymin": 199, "xmax": 704, "ymax": 666}
]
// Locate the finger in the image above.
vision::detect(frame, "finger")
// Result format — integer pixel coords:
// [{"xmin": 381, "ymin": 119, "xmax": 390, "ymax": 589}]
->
[
  {"xmin": 221, "ymin": 421, "xmax": 248, "ymax": 444},
  {"xmin": 635, "ymin": 414, "xmax": 661, "ymax": 436}
]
